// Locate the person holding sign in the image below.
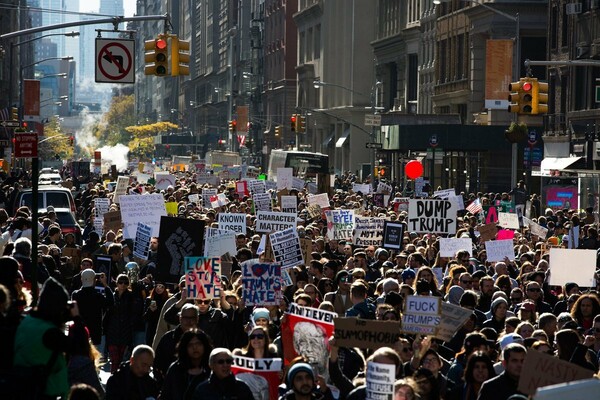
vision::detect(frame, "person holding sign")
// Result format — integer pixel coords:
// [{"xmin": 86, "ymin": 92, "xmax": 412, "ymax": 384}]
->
[{"xmin": 280, "ymin": 362, "xmax": 334, "ymax": 400}]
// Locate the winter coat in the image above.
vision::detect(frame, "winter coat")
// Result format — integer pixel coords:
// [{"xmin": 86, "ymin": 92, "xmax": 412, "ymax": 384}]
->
[
  {"xmin": 104, "ymin": 290, "xmax": 134, "ymax": 346},
  {"xmin": 67, "ymin": 355, "xmax": 104, "ymax": 397},
  {"xmin": 105, "ymin": 361, "xmax": 159, "ymax": 400},
  {"xmin": 191, "ymin": 373, "xmax": 254, "ymax": 400},
  {"xmin": 160, "ymin": 360, "xmax": 210, "ymax": 400},
  {"xmin": 71, "ymin": 285, "xmax": 114, "ymax": 344}
]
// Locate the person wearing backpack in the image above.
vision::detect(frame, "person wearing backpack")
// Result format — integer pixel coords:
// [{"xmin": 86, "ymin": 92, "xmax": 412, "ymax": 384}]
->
[{"xmin": 345, "ymin": 280, "xmax": 376, "ymax": 319}]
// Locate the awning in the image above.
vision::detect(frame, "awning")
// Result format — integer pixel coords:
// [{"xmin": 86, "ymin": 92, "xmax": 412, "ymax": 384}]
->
[
  {"xmin": 335, "ymin": 129, "xmax": 350, "ymax": 148},
  {"xmin": 322, "ymin": 133, "xmax": 334, "ymax": 147},
  {"xmin": 540, "ymin": 157, "xmax": 582, "ymax": 174}
]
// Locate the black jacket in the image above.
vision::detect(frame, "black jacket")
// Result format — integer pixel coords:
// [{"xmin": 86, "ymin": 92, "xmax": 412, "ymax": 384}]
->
[
  {"xmin": 154, "ymin": 326, "xmax": 185, "ymax": 382},
  {"xmin": 165, "ymin": 303, "xmax": 231, "ymax": 348},
  {"xmin": 160, "ymin": 360, "xmax": 210, "ymax": 400},
  {"xmin": 71, "ymin": 285, "xmax": 114, "ymax": 344},
  {"xmin": 477, "ymin": 371, "xmax": 522, "ymax": 400},
  {"xmin": 191, "ymin": 373, "xmax": 254, "ymax": 400},
  {"xmin": 105, "ymin": 361, "xmax": 159, "ymax": 400}
]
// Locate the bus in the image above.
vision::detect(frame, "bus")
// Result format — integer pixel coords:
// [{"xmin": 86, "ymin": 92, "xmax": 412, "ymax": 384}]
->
[{"xmin": 267, "ymin": 150, "xmax": 329, "ymax": 180}]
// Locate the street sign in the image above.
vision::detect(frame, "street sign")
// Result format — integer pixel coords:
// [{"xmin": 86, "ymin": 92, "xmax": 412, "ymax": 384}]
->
[
  {"xmin": 364, "ymin": 114, "xmax": 382, "ymax": 127},
  {"xmin": 14, "ymin": 133, "xmax": 38, "ymax": 158},
  {"xmin": 0, "ymin": 120, "xmax": 20, "ymax": 128},
  {"xmin": 366, "ymin": 142, "xmax": 383, "ymax": 149},
  {"xmin": 95, "ymin": 39, "xmax": 135, "ymax": 84}
]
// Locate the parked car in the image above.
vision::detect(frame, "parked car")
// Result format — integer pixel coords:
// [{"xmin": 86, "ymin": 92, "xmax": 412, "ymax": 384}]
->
[
  {"xmin": 53, "ymin": 207, "xmax": 82, "ymax": 244},
  {"xmin": 14, "ymin": 186, "xmax": 77, "ymax": 214},
  {"xmin": 39, "ymin": 173, "xmax": 63, "ymax": 185}
]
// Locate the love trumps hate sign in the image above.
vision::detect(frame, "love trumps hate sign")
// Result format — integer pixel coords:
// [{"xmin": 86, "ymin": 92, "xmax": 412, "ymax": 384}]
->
[{"xmin": 242, "ymin": 261, "xmax": 282, "ymax": 306}]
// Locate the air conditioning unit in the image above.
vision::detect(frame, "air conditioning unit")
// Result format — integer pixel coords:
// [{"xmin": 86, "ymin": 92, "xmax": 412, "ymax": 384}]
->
[{"xmin": 566, "ymin": 2, "xmax": 582, "ymax": 15}]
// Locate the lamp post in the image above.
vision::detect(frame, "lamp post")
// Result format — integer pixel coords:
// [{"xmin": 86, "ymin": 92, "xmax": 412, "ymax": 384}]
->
[
  {"xmin": 228, "ymin": 27, "xmax": 237, "ymax": 153},
  {"xmin": 435, "ymin": 0, "xmax": 520, "ymax": 187},
  {"xmin": 313, "ymin": 79, "xmax": 383, "ymax": 190}
]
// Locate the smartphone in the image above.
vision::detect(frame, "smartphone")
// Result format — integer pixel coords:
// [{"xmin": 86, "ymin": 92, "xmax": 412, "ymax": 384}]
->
[{"xmin": 150, "ymin": 300, "xmax": 157, "ymax": 308}]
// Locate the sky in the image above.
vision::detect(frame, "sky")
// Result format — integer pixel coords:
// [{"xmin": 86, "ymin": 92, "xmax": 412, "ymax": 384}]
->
[{"xmin": 81, "ymin": 0, "xmax": 136, "ymax": 17}]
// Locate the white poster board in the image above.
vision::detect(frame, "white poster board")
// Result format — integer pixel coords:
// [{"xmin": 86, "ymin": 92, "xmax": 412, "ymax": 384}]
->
[
  {"xmin": 484, "ymin": 239, "xmax": 515, "ymax": 262},
  {"xmin": 119, "ymin": 194, "xmax": 166, "ymax": 240},
  {"xmin": 217, "ymin": 213, "xmax": 247, "ymax": 234},
  {"xmin": 439, "ymin": 238, "xmax": 473, "ymax": 257},
  {"xmin": 498, "ymin": 212, "xmax": 520, "ymax": 229},
  {"xmin": 549, "ymin": 248, "xmax": 596, "ymax": 287},
  {"xmin": 407, "ymin": 199, "xmax": 457, "ymax": 234},
  {"xmin": 276, "ymin": 168, "xmax": 293, "ymax": 190}
]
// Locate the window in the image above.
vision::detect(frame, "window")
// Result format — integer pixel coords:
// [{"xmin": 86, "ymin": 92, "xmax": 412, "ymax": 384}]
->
[{"xmin": 314, "ymin": 24, "xmax": 321, "ymax": 60}]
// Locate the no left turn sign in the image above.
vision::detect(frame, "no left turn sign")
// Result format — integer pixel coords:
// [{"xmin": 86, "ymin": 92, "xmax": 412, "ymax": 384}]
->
[{"xmin": 95, "ymin": 39, "xmax": 135, "ymax": 83}]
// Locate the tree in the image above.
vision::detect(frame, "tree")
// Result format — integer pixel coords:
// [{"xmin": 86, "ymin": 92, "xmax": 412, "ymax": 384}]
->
[
  {"xmin": 37, "ymin": 117, "xmax": 74, "ymax": 161},
  {"xmin": 94, "ymin": 95, "xmax": 136, "ymax": 146},
  {"xmin": 125, "ymin": 121, "xmax": 178, "ymax": 160}
]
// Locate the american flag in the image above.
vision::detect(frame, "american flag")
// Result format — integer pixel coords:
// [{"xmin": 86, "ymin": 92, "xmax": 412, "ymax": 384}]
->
[{"xmin": 466, "ymin": 198, "xmax": 483, "ymax": 214}]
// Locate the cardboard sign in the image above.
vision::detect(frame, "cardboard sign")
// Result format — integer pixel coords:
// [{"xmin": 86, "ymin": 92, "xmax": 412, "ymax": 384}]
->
[
  {"xmin": 204, "ymin": 228, "xmax": 236, "ymax": 258},
  {"xmin": 255, "ymin": 211, "xmax": 297, "ymax": 233},
  {"xmin": 300, "ymin": 238, "xmax": 313, "ymax": 265},
  {"xmin": 231, "ymin": 356, "xmax": 282, "ymax": 400},
  {"xmin": 242, "ymin": 260, "xmax": 282, "ymax": 306},
  {"xmin": 308, "ymin": 193, "xmax": 330, "ymax": 209},
  {"xmin": 366, "ymin": 362, "xmax": 395, "ymax": 400},
  {"xmin": 62, "ymin": 247, "xmax": 81, "ymax": 268},
  {"xmin": 155, "ymin": 172, "xmax": 176, "ymax": 190},
  {"xmin": 202, "ymin": 188, "xmax": 218, "ymax": 208},
  {"xmin": 103, "ymin": 210, "xmax": 122, "ymax": 233},
  {"xmin": 253, "ymin": 192, "xmax": 273, "ymax": 211},
  {"xmin": 280, "ymin": 195, "xmax": 298, "ymax": 214},
  {"xmin": 476, "ymin": 223, "xmax": 497, "ymax": 243},
  {"xmin": 119, "ymin": 194, "xmax": 166, "ymax": 240},
  {"xmin": 382, "ymin": 221, "xmax": 404, "ymax": 250},
  {"xmin": 352, "ymin": 183, "xmax": 371, "ymax": 194},
  {"xmin": 353, "ymin": 217, "xmax": 385, "ymax": 247},
  {"xmin": 434, "ymin": 302, "xmax": 474, "ymax": 342},
  {"xmin": 217, "ymin": 213, "xmax": 247, "ymax": 234},
  {"xmin": 518, "ymin": 348, "xmax": 594, "ymax": 395},
  {"xmin": 439, "ymin": 238, "xmax": 472, "ymax": 257},
  {"xmin": 165, "ymin": 201, "xmax": 178, "ymax": 215},
  {"xmin": 270, "ymin": 227, "xmax": 304, "ymax": 268},
  {"xmin": 306, "ymin": 204, "xmax": 322, "ymax": 219},
  {"xmin": 407, "ymin": 199, "xmax": 457, "ymax": 234},
  {"xmin": 549, "ymin": 248, "xmax": 596, "ymax": 287},
  {"xmin": 184, "ymin": 256, "xmax": 221, "ymax": 299},
  {"xmin": 325, "ymin": 209, "xmax": 354, "ymax": 241},
  {"xmin": 498, "ymin": 212, "xmax": 520, "ymax": 229},
  {"xmin": 484, "ymin": 239, "xmax": 515, "ymax": 262},
  {"xmin": 133, "ymin": 223, "xmax": 152, "ymax": 260},
  {"xmin": 113, "ymin": 176, "xmax": 129, "ymax": 203},
  {"xmin": 277, "ymin": 168, "xmax": 293, "ymax": 190},
  {"xmin": 401, "ymin": 295, "xmax": 441, "ymax": 335},
  {"xmin": 334, "ymin": 318, "xmax": 401, "ymax": 350}
]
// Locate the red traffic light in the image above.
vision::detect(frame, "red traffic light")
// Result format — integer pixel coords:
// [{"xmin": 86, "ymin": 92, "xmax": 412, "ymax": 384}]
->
[
  {"xmin": 156, "ymin": 39, "xmax": 167, "ymax": 50},
  {"xmin": 291, "ymin": 115, "xmax": 297, "ymax": 123},
  {"xmin": 522, "ymin": 81, "xmax": 533, "ymax": 92}
]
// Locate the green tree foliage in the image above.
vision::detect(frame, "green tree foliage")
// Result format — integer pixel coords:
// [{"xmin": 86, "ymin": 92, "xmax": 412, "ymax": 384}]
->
[
  {"xmin": 94, "ymin": 95, "xmax": 136, "ymax": 146},
  {"xmin": 38, "ymin": 117, "xmax": 74, "ymax": 160}
]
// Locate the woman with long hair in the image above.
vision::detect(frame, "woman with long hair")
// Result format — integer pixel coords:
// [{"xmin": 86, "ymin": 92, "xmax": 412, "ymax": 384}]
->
[
  {"xmin": 67, "ymin": 321, "xmax": 104, "ymax": 397},
  {"xmin": 448, "ymin": 351, "xmax": 496, "ymax": 400},
  {"xmin": 413, "ymin": 267, "xmax": 443, "ymax": 297},
  {"xmin": 144, "ymin": 282, "xmax": 171, "ymax": 345},
  {"xmin": 104, "ymin": 273, "xmax": 134, "ymax": 373},
  {"xmin": 447, "ymin": 332, "xmax": 491, "ymax": 386},
  {"xmin": 160, "ymin": 329, "xmax": 212, "ymax": 400},
  {"xmin": 233, "ymin": 325, "xmax": 278, "ymax": 359},
  {"xmin": 570, "ymin": 293, "xmax": 600, "ymax": 330}
]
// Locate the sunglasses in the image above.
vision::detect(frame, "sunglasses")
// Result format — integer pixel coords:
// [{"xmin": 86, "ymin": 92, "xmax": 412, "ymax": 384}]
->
[
  {"xmin": 340, "ymin": 277, "xmax": 353, "ymax": 283},
  {"xmin": 215, "ymin": 358, "xmax": 234, "ymax": 365},
  {"xmin": 117, "ymin": 280, "xmax": 129, "ymax": 285},
  {"xmin": 249, "ymin": 334, "xmax": 265, "ymax": 340},
  {"xmin": 198, "ymin": 299, "xmax": 212, "ymax": 305}
]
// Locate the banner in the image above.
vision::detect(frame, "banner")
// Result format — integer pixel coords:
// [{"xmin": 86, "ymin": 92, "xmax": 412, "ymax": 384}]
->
[
  {"xmin": 407, "ymin": 199, "xmax": 457, "ymax": 234},
  {"xmin": 366, "ymin": 362, "xmax": 394, "ymax": 400},
  {"xmin": 204, "ymin": 228, "xmax": 236, "ymax": 258},
  {"xmin": 242, "ymin": 260, "xmax": 282, "ymax": 306},
  {"xmin": 401, "ymin": 295, "xmax": 441, "ymax": 335},
  {"xmin": 184, "ymin": 256, "xmax": 221, "ymax": 299},
  {"xmin": 353, "ymin": 217, "xmax": 385, "ymax": 247},
  {"xmin": 325, "ymin": 209, "xmax": 354, "ymax": 241},
  {"xmin": 485, "ymin": 39, "xmax": 513, "ymax": 110},
  {"xmin": 119, "ymin": 194, "xmax": 166, "ymax": 240},
  {"xmin": 549, "ymin": 248, "xmax": 596, "ymax": 287},
  {"xmin": 439, "ymin": 238, "xmax": 472, "ymax": 257},
  {"xmin": 484, "ymin": 239, "xmax": 515, "ymax": 262},
  {"xmin": 133, "ymin": 223, "xmax": 152, "ymax": 260},
  {"xmin": 280, "ymin": 195, "xmax": 298, "ymax": 214},
  {"xmin": 217, "ymin": 213, "xmax": 247, "ymax": 234},
  {"xmin": 334, "ymin": 318, "xmax": 400, "ymax": 350},
  {"xmin": 253, "ymin": 193, "xmax": 272, "ymax": 212},
  {"xmin": 270, "ymin": 227, "xmax": 303, "ymax": 268},
  {"xmin": 231, "ymin": 356, "xmax": 282, "ymax": 400},
  {"xmin": 157, "ymin": 217, "xmax": 205, "ymax": 283},
  {"xmin": 255, "ymin": 211, "xmax": 297, "ymax": 233},
  {"xmin": 382, "ymin": 221, "xmax": 404, "ymax": 250},
  {"xmin": 281, "ymin": 303, "xmax": 336, "ymax": 379}
]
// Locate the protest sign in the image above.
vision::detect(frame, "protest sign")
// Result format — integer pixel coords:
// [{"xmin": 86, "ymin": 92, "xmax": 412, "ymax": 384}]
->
[
  {"xmin": 184, "ymin": 256, "xmax": 221, "ymax": 299},
  {"xmin": 372, "ymin": 194, "xmax": 389, "ymax": 208},
  {"xmin": 300, "ymin": 238, "xmax": 313, "ymax": 266},
  {"xmin": 407, "ymin": 199, "xmax": 457, "ymax": 234},
  {"xmin": 433, "ymin": 188, "xmax": 456, "ymax": 199},
  {"xmin": 103, "ymin": 210, "xmax": 122, "ymax": 233},
  {"xmin": 308, "ymin": 193, "xmax": 330, "ymax": 209},
  {"xmin": 549, "ymin": 248, "xmax": 596, "ymax": 287},
  {"xmin": 476, "ymin": 223, "xmax": 497, "ymax": 242},
  {"xmin": 484, "ymin": 239, "xmax": 515, "ymax": 262},
  {"xmin": 62, "ymin": 247, "xmax": 81, "ymax": 269},
  {"xmin": 382, "ymin": 221, "xmax": 404, "ymax": 250},
  {"xmin": 394, "ymin": 197, "xmax": 410, "ymax": 212},
  {"xmin": 377, "ymin": 181, "xmax": 392, "ymax": 194},
  {"xmin": 119, "ymin": 194, "xmax": 166, "ymax": 240},
  {"xmin": 113, "ymin": 176, "xmax": 129, "ymax": 203},
  {"xmin": 276, "ymin": 168, "xmax": 293, "ymax": 190},
  {"xmin": 204, "ymin": 228, "xmax": 236, "ymax": 258},
  {"xmin": 281, "ymin": 267, "xmax": 294, "ymax": 287},
  {"xmin": 270, "ymin": 227, "xmax": 303, "ymax": 268},
  {"xmin": 242, "ymin": 260, "xmax": 282, "ymax": 306},
  {"xmin": 401, "ymin": 295, "xmax": 441, "ymax": 335},
  {"xmin": 434, "ymin": 302, "xmax": 474, "ymax": 342},
  {"xmin": 484, "ymin": 205, "xmax": 499, "ymax": 224},
  {"xmin": 280, "ymin": 195, "xmax": 298, "ymax": 214},
  {"xmin": 353, "ymin": 217, "xmax": 385, "ymax": 247},
  {"xmin": 497, "ymin": 229, "xmax": 515, "ymax": 240},
  {"xmin": 217, "ymin": 193, "xmax": 229, "ymax": 207},
  {"xmin": 306, "ymin": 204, "xmax": 322, "ymax": 219},
  {"xmin": 236, "ymin": 180, "xmax": 249, "ymax": 197},
  {"xmin": 281, "ymin": 303, "xmax": 336, "ymax": 377},
  {"xmin": 188, "ymin": 193, "xmax": 200, "ymax": 204},
  {"xmin": 255, "ymin": 211, "xmax": 297, "ymax": 233},
  {"xmin": 165, "ymin": 202, "xmax": 178, "ymax": 215},
  {"xmin": 133, "ymin": 223, "xmax": 152, "ymax": 260},
  {"xmin": 527, "ymin": 219, "xmax": 549, "ymax": 238},
  {"xmin": 306, "ymin": 182, "xmax": 317, "ymax": 194},
  {"xmin": 157, "ymin": 217, "xmax": 205, "ymax": 283},
  {"xmin": 334, "ymin": 318, "xmax": 400, "ymax": 350},
  {"xmin": 518, "ymin": 348, "xmax": 594, "ymax": 395},
  {"xmin": 292, "ymin": 177, "xmax": 305, "ymax": 191},
  {"xmin": 439, "ymin": 238, "xmax": 472, "ymax": 257},
  {"xmin": 352, "ymin": 183, "xmax": 371, "ymax": 194},
  {"xmin": 253, "ymin": 193, "xmax": 273, "ymax": 212},
  {"xmin": 94, "ymin": 198, "xmax": 110, "ymax": 217},
  {"xmin": 217, "ymin": 213, "xmax": 247, "ymax": 234},
  {"xmin": 93, "ymin": 216, "xmax": 104, "ymax": 236},
  {"xmin": 534, "ymin": 379, "xmax": 600, "ymax": 400},
  {"xmin": 202, "ymin": 188, "xmax": 217, "ymax": 208},
  {"xmin": 249, "ymin": 179, "xmax": 266, "ymax": 194},
  {"xmin": 366, "ymin": 362, "xmax": 395, "ymax": 400},
  {"xmin": 95, "ymin": 255, "xmax": 112, "ymax": 279},
  {"xmin": 498, "ymin": 212, "xmax": 520, "ymax": 229},
  {"xmin": 231, "ymin": 356, "xmax": 282, "ymax": 400},
  {"xmin": 325, "ymin": 209, "xmax": 354, "ymax": 241},
  {"xmin": 155, "ymin": 172, "xmax": 176, "ymax": 190}
]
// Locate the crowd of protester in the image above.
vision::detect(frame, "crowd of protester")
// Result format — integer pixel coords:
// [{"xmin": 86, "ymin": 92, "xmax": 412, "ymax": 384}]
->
[{"xmin": 0, "ymin": 169, "xmax": 599, "ymax": 400}]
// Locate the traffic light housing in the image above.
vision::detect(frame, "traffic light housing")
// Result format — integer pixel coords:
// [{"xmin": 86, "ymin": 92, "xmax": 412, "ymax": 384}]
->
[
  {"xmin": 275, "ymin": 126, "xmax": 282, "ymax": 136},
  {"xmin": 533, "ymin": 80, "xmax": 549, "ymax": 114},
  {"xmin": 171, "ymin": 36, "xmax": 190, "ymax": 76},
  {"xmin": 507, "ymin": 78, "xmax": 534, "ymax": 114},
  {"xmin": 69, "ymin": 136, "xmax": 74, "ymax": 146},
  {"xmin": 10, "ymin": 107, "xmax": 19, "ymax": 121},
  {"xmin": 144, "ymin": 36, "xmax": 169, "ymax": 76},
  {"xmin": 290, "ymin": 114, "xmax": 297, "ymax": 132},
  {"xmin": 228, "ymin": 120, "xmax": 237, "ymax": 133},
  {"xmin": 298, "ymin": 115, "xmax": 306, "ymax": 133}
]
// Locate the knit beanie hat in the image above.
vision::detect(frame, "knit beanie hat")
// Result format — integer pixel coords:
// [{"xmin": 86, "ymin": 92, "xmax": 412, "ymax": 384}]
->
[
  {"xmin": 252, "ymin": 307, "xmax": 271, "ymax": 322},
  {"xmin": 446, "ymin": 285, "xmax": 465, "ymax": 305},
  {"xmin": 287, "ymin": 362, "xmax": 314, "ymax": 386},
  {"xmin": 490, "ymin": 297, "xmax": 508, "ymax": 314}
]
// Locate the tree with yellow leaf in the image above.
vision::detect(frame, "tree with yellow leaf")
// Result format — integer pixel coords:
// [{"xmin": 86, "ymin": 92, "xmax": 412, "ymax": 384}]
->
[
  {"xmin": 93, "ymin": 95, "xmax": 136, "ymax": 146},
  {"xmin": 38, "ymin": 117, "xmax": 74, "ymax": 161},
  {"xmin": 125, "ymin": 121, "xmax": 179, "ymax": 160}
]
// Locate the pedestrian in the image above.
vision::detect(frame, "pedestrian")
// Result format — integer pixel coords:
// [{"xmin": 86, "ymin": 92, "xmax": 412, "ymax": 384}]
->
[
  {"xmin": 191, "ymin": 348, "xmax": 254, "ymax": 400},
  {"xmin": 105, "ymin": 344, "xmax": 159, "ymax": 400}
]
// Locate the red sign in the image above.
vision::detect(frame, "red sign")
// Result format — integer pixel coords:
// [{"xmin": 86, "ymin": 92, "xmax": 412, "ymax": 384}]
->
[{"xmin": 14, "ymin": 133, "xmax": 38, "ymax": 158}]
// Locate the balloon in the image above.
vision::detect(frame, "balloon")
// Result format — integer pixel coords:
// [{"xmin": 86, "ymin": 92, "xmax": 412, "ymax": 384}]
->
[{"xmin": 405, "ymin": 160, "xmax": 423, "ymax": 179}]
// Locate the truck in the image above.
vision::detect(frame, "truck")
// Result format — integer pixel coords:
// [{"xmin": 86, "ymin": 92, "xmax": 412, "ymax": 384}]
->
[{"xmin": 205, "ymin": 151, "xmax": 242, "ymax": 166}]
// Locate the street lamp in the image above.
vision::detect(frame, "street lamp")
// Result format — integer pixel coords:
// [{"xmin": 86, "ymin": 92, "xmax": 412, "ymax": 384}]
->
[
  {"xmin": 435, "ymin": 0, "xmax": 520, "ymax": 186},
  {"xmin": 38, "ymin": 73, "xmax": 68, "ymax": 80}
]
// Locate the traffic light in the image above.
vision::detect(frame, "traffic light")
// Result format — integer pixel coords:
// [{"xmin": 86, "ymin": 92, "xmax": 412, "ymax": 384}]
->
[
  {"xmin": 144, "ymin": 36, "xmax": 169, "ymax": 76},
  {"xmin": 228, "ymin": 120, "xmax": 237, "ymax": 132},
  {"xmin": 508, "ymin": 81, "xmax": 521, "ymax": 113},
  {"xmin": 10, "ymin": 107, "xmax": 18, "ymax": 121},
  {"xmin": 218, "ymin": 139, "xmax": 226, "ymax": 145},
  {"xmin": 170, "ymin": 36, "xmax": 190, "ymax": 76},
  {"xmin": 533, "ymin": 80, "xmax": 549, "ymax": 114},
  {"xmin": 299, "ymin": 115, "xmax": 306, "ymax": 133},
  {"xmin": 290, "ymin": 114, "xmax": 297, "ymax": 132},
  {"xmin": 275, "ymin": 126, "xmax": 282, "ymax": 136},
  {"xmin": 507, "ymin": 78, "xmax": 534, "ymax": 114},
  {"xmin": 69, "ymin": 136, "xmax": 74, "ymax": 146}
]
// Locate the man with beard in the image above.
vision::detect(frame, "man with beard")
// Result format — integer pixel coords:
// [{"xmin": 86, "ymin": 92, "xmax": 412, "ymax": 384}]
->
[{"xmin": 281, "ymin": 362, "xmax": 334, "ymax": 400}]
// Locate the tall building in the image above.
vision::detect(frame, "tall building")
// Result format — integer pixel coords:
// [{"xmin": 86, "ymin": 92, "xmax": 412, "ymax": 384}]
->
[
  {"xmin": 79, "ymin": 14, "xmax": 98, "ymax": 84},
  {"xmin": 99, "ymin": 0, "xmax": 124, "ymax": 38},
  {"xmin": 34, "ymin": 0, "xmax": 66, "ymax": 59}
]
